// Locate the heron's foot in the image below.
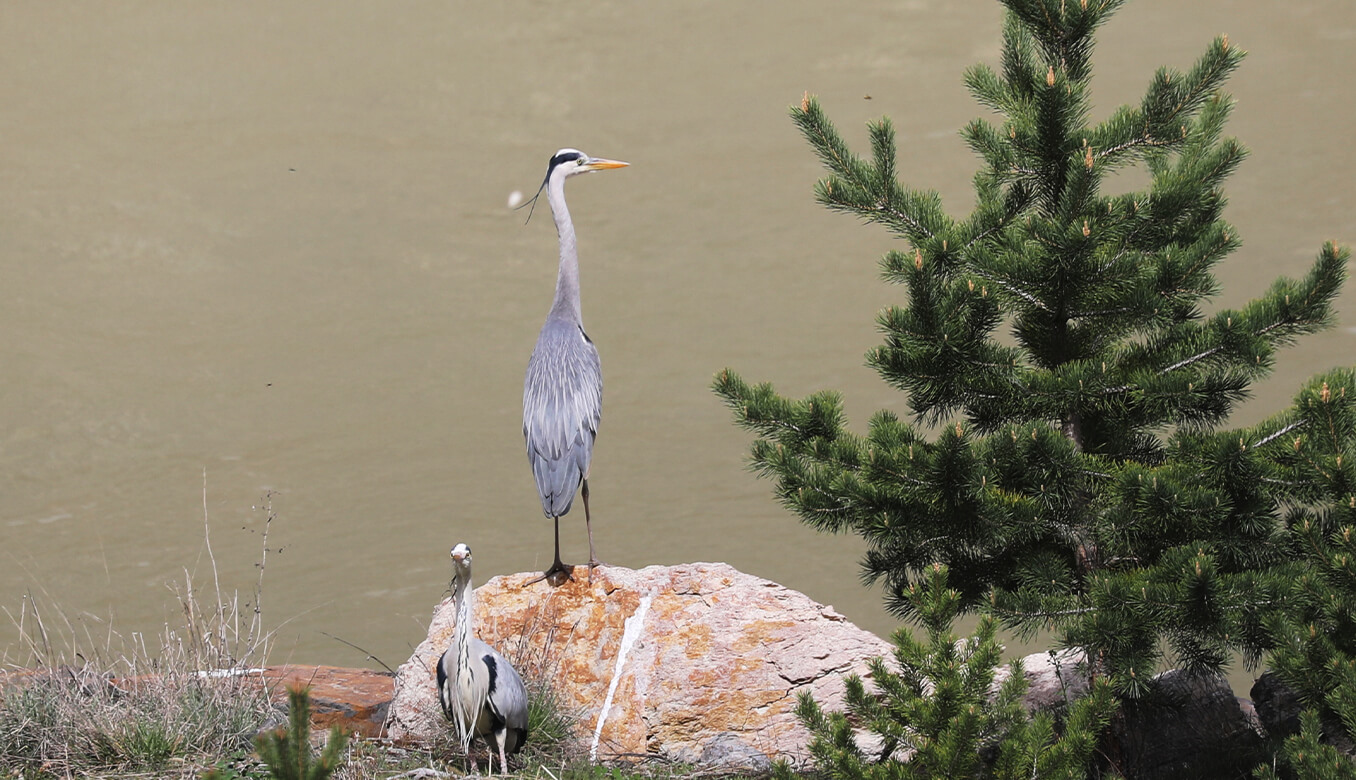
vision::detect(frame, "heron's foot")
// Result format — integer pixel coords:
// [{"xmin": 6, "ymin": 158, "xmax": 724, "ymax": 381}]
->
[
  {"xmin": 526, "ymin": 560, "xmax": 574, "ymax": 587},
  {"xmin": 586, "ymin": 558, "xmax": 608, "ymax": 584}
]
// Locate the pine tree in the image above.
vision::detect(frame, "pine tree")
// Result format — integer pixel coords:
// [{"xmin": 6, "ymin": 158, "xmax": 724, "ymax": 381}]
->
[
  {"xmin": 775, "ymin": 564, "xmax": 1116, "ymax": 780},
  {"xmin": 714, "ymin": 0, "xmax": 1348, "ymax": 694},
  {"xmin": 254, "ymin": 686, "xmax": 347, "ymax": 780}
]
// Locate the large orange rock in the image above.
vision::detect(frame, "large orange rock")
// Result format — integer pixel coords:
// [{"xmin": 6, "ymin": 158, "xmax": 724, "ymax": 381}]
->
[{"xmin": 386, "ymin": 562, "xmax": 893, "ymax": 768}]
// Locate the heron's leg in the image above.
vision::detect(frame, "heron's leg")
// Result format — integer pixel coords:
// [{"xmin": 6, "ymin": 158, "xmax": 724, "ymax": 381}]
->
[
  {"xmin": 583, "ymin": 479, "xmax": 606, "ymax": 578},
  {"xmin": 527, "ymin": 515, "xmax": 573, "ymax": 586},
  {"xmin": 496, "ymin": 728, "xmax": 509, "ymax": 775}
]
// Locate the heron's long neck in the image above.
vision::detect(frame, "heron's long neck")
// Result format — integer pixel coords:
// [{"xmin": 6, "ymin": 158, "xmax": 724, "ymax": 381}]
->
[
  {"xmin": 546, "ymin": 176, "xmax": 583, "ymax": 325},
  {"xmin": 455, "ymin": 572, "xmax": 474, "ymax": 667},
  {"xmin": 452, "ymin": 569, "xmax": 476, "ymax": 747}
]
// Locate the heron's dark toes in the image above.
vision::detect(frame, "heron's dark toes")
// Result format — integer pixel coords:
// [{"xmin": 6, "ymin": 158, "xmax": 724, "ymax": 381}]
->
[{"xmin": 527, "ymin": 561, "xmax": 574, "ymax": 587}]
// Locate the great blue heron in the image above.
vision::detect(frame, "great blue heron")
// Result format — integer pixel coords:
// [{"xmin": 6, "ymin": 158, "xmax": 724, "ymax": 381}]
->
[
  {"xmin": 522, "ymin": 148, "xmax": 629, "ymax": 585},
  {"xmin": 437, "ymin": 543, "xmax": 529, "ymax": 774}
]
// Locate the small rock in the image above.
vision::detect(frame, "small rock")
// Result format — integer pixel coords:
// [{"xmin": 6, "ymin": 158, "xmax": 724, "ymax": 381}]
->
[
  {"xmin": 1250, "ymin": 671, "xmax": 1302, "ymax": 740},
  {"xmin": 1103, "ymin": 669, "xmax": 1266, "ymax": 780},
  {"xmin": 698, "ymin": 732, "xmax": 773, "ymax": 772},
  {"xmin": 1019, "ymin": 648, "xmax": 1089, "ymax": 712}
]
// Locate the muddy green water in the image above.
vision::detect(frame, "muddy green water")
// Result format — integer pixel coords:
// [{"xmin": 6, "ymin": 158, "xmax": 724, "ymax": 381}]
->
[{"xmin": 1, "ymin": 1, "xmax": 1353, "ymax": 689}]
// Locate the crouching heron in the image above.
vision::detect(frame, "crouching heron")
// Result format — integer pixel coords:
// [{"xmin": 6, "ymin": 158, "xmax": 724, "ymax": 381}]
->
[{"xmin": 437, "ymin": 543, "xmax": 529, "ymax": 773}]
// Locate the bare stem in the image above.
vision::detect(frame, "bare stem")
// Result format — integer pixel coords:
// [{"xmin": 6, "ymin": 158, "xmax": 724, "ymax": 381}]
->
[{"xmin": 202, "ymin": 467, "xmax": 225, "ymax": 658}]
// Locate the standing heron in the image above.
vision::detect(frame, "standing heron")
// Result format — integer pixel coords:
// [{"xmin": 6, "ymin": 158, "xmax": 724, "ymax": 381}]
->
[
  {"xmin": 522, "ymin": 148, "xmax": 629, "ymax": 585},
  {"xmin": 437, "ymin": 543, "xmax": 529, "ymax": 774}
]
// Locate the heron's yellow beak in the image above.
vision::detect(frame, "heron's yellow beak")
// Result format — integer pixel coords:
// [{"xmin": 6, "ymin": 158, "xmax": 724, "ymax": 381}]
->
[{"xmin": 582, "ymin": 158, "xmax": 629, "ymax": 171}]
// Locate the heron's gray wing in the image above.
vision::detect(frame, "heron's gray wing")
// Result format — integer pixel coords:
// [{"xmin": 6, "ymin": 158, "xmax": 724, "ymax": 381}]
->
[
  {"xmin": 477, "ymin": 641, "xmax": 530, "ymax": 737},
  {"xmin": 523, "ymin": 316, "xmax": 602, "ymax": 518}
]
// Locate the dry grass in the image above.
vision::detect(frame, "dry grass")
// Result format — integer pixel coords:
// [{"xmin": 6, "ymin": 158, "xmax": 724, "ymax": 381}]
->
[{"xmin": 0, "ymin": 482, "xmax": 277, "ymax": 778}]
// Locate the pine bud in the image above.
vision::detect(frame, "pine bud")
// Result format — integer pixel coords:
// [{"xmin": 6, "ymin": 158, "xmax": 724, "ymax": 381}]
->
[
  {"xmin": 1009, "ymin": 126, "xmax": 1016, "ymax": 139},
  {"xmin": 1322, "ymin": 382, "xmax": 1332, "ymax": 403},
  {"xmin": 914, "ymin": 249, "xmax": 923, "ymax": 270},
  {"xmin": 1047, "ymin": 66, "xmax": 1056, "ymax": 87},
  {"xmin": 968, "ymin": 279, "xmax": 975, "ymax": 292},
  {"xmin": 801, "ymin": 91, "xmax": 810, "ymax": 112},
  {"xmin": 1081, "ymin": 0, "xmax": 1087, "ymax": 8},
  {"xmin": 1085, "ymin": 147, "xmax": 1094, "ymax": 170},
  {"xmin": 1082, "ymin": 220, "xmax": 1090, "ymax": 237},
  {"xmin": 1221, "ymin": 33, "xmax": 1229, "ymax": 51}
]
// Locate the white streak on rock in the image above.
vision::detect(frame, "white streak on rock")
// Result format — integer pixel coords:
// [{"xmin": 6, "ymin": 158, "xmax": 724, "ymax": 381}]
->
[{"xmin": 590, "ymin": 593, "xmax": 652, "ymax": 761}]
